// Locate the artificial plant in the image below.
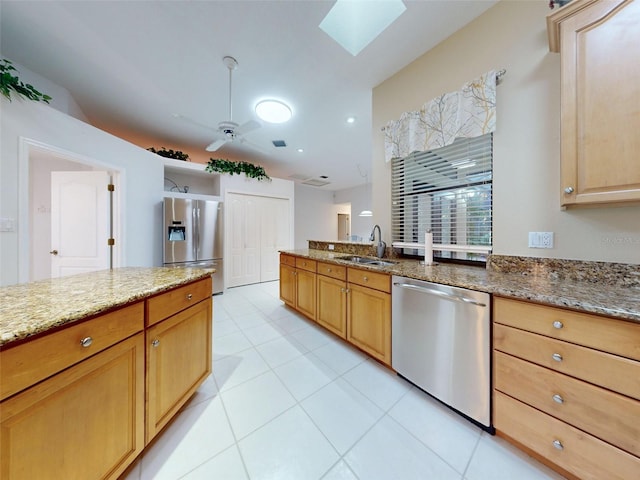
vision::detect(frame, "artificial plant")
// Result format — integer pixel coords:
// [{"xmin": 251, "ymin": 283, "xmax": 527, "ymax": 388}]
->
[
  {"xmin": 0, "ymin": 59, "xmax": 51, "ymax": 103},
  {"xmin": 147, "ymin": 147, "xmax": 190, "ymax": 161},
  {"xmin": 206, "ymin": 158, "xmax": 271, "ymax": 181}
]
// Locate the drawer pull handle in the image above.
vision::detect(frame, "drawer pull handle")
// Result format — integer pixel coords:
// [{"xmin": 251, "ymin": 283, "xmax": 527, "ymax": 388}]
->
[
  {"xmin": 552, "ymin": 439, "xmax": 564, "ymax": 450},
  {"xmin": 186, "ymin": 293, "xmax": 193, "ymax": 300},
  {"xmin": 552, "ymin": 353, "xmax": 563, "ymax": 362},
  {"xmin": 553, "ymin": 320, "xmax": 563, "ymax": 329},
  {"xmin": 327, "ymin": 268, "xmax": 331, "ymax": 272},
  {"xmin": 552, "ymin": 394, "xmax": 564, "ymax": 404},
  {"xmin": 80, "ymin": 337, "xmax": 93, "ymax": 348},
  {"xmin": 363, "ymin": 276, "xmax": 369, "ymax": 282},
  {"xmin": 152, "ymin": 339, "xmax": 160, "ymax": 348}
]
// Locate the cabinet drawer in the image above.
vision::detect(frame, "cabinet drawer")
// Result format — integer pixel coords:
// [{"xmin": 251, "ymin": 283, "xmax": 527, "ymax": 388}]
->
[
  {"xmin": 317, "ymin": 261, "xmax": 346, "ymax": 281},
  {"xmin": 494, "ymin": 297, "xmax": 640, "ymax": 361},
  {"xmin": 295, "ymin": 257, "xmax": 317, "ymax": 273},
  {"xmin": 494, "ymin": 323, "xmax": 640, "ymax": 401},
  {"xmin": 146, "ymin": 277, "xmax": 211, "ymax": 326},
  {"xmin": 0, "ymin": 302, "xmax": 144, "ymax": 401},
  {"xmin": 494, "ymin": 391, "xmax": 640, "ymax": 480},
  {"xmin": 495, "ymin": 351, "xmax": 640, "ymax": 457},
  {"xmin": 280, "ymin": 253, "xmax": 296, "ymax": 267},
  {"xmin": 347, "ymin": 268, "xmax": 390, "ymax": 293}
]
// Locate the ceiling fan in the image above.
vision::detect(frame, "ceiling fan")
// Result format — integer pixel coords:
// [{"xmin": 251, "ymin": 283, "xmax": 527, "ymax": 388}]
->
[{"xmin": 179, "ymin": 56, "xmax": 261, "ymax": 152}]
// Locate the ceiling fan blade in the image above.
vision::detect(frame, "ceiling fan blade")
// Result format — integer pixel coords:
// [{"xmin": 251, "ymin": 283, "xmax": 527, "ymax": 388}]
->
[
  {"xmin": 234, "ymin": 119, "xmax": 261, "ymax": 136},
  {"xmin": 237, "ymin": 136, "xmax": 268, "ymax": 155},
  {"xmin": 206, "ymin": 138, "xmax": 229, "ymax": 152},
  {"xmin": 173, "ymin": 113, "xmax": 216, "ymax": 132}
]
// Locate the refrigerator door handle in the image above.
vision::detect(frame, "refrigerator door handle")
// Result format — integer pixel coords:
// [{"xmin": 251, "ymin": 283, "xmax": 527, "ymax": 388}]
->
[{"xmin": 193, "ymin": 206, "xmax": 199, "ymax": 260}]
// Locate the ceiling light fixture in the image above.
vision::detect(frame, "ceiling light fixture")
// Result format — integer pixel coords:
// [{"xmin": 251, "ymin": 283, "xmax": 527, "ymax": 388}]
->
[
  {"xmin": 297, "ymin": 148, "xmax": 304, "ymax": 153},
  {"xmin": 319, "ymin": 0, "xmax": 406, "ymax": 56},
  {"xmin": 255, "ymin": 99, "xmax": 292, "ymax": 124},
  {"xmin": 346, "ymin": 116, "xmax": 356, "ymax": 124},
  {"xmin": 358, "ymin": 165, "xmax": 373, "ymax": 217}
]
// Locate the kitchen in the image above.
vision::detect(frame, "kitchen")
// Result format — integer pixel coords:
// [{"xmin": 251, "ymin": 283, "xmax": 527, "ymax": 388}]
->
[{"xmin": 1, "ymin": 0, "xmax": 639, "ymax": 479}]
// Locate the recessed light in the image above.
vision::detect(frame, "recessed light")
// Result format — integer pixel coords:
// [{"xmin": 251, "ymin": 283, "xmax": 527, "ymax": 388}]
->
[
  {"xmin": 297, "ymin": 148, "xmax": 304, "ymax": 153},
  {"xmin": 346, "ymin": 116, "xmax": 356, "ymax": 124},
  {"xmin": 255, "ymin": 99, "xmax": 292, "ymax": 123}
]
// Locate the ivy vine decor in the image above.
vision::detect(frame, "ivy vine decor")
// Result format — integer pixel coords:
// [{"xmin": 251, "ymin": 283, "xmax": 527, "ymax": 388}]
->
[
  {"xmin": 206, "ymin": 158, "xmax": 271, "ymax": 182},
  {"xmin": 147, "ymin": 147, "xmax": 190, "ymax": 161},
  {"xmin": 1, "ymin": 59, "xmax": 51, "ymax": 103}
]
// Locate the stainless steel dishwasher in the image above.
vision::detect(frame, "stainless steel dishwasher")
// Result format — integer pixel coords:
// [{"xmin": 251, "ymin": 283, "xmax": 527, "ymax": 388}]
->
[{"xmin": 392, "ymin": 275, "xmax": 492, "ymax": 430}]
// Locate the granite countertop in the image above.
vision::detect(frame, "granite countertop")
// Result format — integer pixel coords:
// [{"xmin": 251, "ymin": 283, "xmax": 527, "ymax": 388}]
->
[
  {"xmin": 0, "ymin": 267, "xmax": 214, "ymax": 347},
  {"xmin": 282, "ymin": 249, "xmax": 640, "ymax": 323}
]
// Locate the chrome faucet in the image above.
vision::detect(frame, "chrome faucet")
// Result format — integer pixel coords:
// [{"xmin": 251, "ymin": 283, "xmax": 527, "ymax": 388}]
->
[{"xmin": 369, "ymin": 224, "xmax": 386, "ymax": 258}]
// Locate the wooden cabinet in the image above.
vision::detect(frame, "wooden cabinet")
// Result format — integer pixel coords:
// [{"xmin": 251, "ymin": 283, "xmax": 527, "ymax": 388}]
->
[
  {"xmin": 547, "ymin": 0, "xmax": 640, "ymax": 206},
  {"xmin": 278, "ymin": 254, "xmax": 317, "ymax": 321},
  {"xmin": 279, "ymin": 262, "xmax": 296, "ymax": 307},
  {"xmin": 280, "ymin": 255, "xmax": 392, "ymax": 365},
  {"xmin": 1, "ymin": 319, "xmax": 145, "ymax": 480},
  {"xmin": 493, "ymin": 297, "xmax": 640, "ymax": 480},
  {"xmin": 316, "ymin": 262, "xmax": 347, "ymax": 338},
  {"xmin": 295, "ymin": 258, "xmax": 317, "ymax": 321},
  {"xmin": 346, "ymin": 268, "xmax": 391, "ymax": 365},
  {"xmin": 0, "ymin": 275, "xmax": 213, "ymax": 480},
  {"xmin": 145, "ymin": 277, "xmax": 212, "ymax": 442}
]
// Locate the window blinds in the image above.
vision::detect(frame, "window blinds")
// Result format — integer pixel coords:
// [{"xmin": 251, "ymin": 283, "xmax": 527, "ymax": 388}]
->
[{"xmin": 391, "ymin": 133, "xmax": 493, "ymax": 261}]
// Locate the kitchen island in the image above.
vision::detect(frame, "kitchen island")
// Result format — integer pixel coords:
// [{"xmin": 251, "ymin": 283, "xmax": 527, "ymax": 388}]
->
[{"xmin": 0, "ymin": 267, "xmax": 214, "ymax": 480}]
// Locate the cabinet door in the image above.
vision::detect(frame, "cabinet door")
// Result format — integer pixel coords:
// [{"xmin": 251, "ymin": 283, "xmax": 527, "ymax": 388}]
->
[
  {"xmin": 557, "ymin": 0, "xmax": 640, "ymax": 206},
  {"xmin": 317, "ymin": 275, "xmax": 347, "ymax": 338},
  {"xmin": 279, "ymin": 263, "xmax": 296, "ymax": 307},
  {"xmin": 296, "ymin": 269, "xmax": 317, "ymax": 321},
  {"xmin": 347, "ymin": 283, "xmax": 391, "ymax": 365},
  {"xmin": 146, "ymin": 298, "xmax": 212, "ymax": 442},
  {"xmin": 1, "ymin": 334, "xmax": 144, "ymax": 480}
]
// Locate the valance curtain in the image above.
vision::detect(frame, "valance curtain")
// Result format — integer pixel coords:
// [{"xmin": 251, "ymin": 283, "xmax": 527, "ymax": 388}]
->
[{"xmin": 383, "ymin": 70, "xmax": 497, "ymax": 162}]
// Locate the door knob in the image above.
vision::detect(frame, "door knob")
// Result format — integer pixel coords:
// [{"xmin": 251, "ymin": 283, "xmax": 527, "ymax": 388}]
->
[{"xmin": 49, "ymin": 249, "xmax": 59, "ymax": 255}]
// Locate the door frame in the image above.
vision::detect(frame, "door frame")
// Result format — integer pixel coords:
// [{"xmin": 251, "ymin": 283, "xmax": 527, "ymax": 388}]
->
[{"xmin": 18, "ymin": 137, "xmax": 123, "ymax": 283}]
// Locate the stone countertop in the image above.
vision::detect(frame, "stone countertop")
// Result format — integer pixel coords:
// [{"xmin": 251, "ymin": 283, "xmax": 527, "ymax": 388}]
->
[
  {"xmin": 0, "ymin": 267, "xmax": 214, "ymax": 347},
  {"xmin": 282, "ymin": 249, "xmax": 640, "ymax": 323}
]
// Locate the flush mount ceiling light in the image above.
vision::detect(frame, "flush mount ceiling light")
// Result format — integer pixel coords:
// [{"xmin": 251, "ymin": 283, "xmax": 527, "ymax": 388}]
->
[
  {"xmin": 319, "ymin": 0, "xmax": 406, "ymax": 56},
  {"xmin": 255, "ymin": 99, "xmax": 292, "ymax": 123},
  {"xmin": 346, "ymin": 116, "xmax": 356, "ymax": 124}
]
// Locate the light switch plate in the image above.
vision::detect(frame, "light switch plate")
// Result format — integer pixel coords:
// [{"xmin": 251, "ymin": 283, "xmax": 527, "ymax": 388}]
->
[{"xmin": 0, "ymin": 217, "xmax": 16, "ymax": 232}]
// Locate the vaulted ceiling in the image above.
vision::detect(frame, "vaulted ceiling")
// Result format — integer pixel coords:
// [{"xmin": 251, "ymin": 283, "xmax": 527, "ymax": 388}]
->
[{"xmin": 1, "ymin": 0, "xmax": 498, "ymax": 190}]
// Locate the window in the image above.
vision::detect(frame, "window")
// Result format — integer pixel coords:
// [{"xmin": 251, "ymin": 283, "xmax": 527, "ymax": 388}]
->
[{"xmin": 391, "ymin": 133, "xmax": 492, "ymax": 263}]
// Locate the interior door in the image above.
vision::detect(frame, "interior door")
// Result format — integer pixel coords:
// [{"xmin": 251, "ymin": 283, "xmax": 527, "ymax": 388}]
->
[
  {"xmin": 50, "ymin": 171, "xmax": 110, "ymax": 278},
  {"xmin": 338, "ymin": 213, "xmax": 350, "ymax": 240},
  {"xmin": 260, "ymin": 197, "xmax": 290, "ymax": 282},
  {"xmin": 227, "ymin": 193, "xmax": 260, "ymax": 287}
]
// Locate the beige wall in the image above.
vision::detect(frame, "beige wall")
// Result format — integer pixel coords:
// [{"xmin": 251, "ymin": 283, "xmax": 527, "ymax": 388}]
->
[{"xmin": 372, "ymin": 0, "xmax": 639, "ymax": 264}]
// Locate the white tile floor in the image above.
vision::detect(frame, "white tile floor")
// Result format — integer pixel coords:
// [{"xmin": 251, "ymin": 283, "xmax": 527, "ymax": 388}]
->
[{"xmin": 123, "ymin": 281, "xmax": 566, "ymax": 480}]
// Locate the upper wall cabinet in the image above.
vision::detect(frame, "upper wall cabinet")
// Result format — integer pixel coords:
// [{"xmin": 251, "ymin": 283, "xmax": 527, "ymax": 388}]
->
[{"xmin": 547, "ymin": 0, "xmax": 640, "ymax": 207}]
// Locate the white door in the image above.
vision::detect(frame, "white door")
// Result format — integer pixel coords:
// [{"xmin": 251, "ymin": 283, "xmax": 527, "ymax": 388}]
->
[
  {"xmin": 51, "ymin": 171, "xmax": 111, "ymax": 278},
  {"xmin": 260, "ymin": 197, "xmax": 290, "ymax": 282},
  {"xmin": 227, "ymin": 193, "xmax": 261, "ymax": 287}
]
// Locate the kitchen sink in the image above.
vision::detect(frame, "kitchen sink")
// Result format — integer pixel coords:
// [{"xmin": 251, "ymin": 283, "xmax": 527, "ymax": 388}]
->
[{"xmin": 336, "ymin": 255, "xmax": 396, "ymax": 267}]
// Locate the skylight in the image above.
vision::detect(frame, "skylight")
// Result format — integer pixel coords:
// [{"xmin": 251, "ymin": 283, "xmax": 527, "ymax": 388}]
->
[{"xmin": 319, "ymin": 0, "xmax": 406, "ymax": 56}]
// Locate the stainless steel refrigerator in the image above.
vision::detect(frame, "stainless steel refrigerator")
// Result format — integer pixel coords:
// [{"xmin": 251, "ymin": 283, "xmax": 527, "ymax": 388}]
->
[{"xmin": 163, "ymin": 197, "xmax": 224, "ymax": 294}]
